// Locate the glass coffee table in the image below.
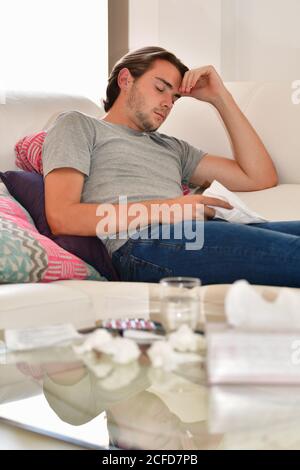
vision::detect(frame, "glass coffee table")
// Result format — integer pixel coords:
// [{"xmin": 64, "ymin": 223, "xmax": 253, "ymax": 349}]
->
[{"xmin": 1, "ymin": 333, "xmax": 300, "ymax": 450}]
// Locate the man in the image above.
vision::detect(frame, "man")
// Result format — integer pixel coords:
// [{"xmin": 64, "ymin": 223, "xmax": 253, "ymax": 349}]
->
[{"xmin": 43, "ymin": 46, "xmax": 300, "ymax": 287}]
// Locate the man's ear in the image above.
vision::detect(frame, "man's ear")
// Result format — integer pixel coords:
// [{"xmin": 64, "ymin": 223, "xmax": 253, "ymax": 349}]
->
[{"xmin": 118, "ymin": 68, "xmax": 133, "ymax": 89}]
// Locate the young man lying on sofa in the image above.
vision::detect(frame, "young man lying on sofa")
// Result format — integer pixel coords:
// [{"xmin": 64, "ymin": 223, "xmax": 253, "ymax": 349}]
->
[{"xmin": 43, "ymin": 46, "xmax": 300, "ymax": 287}]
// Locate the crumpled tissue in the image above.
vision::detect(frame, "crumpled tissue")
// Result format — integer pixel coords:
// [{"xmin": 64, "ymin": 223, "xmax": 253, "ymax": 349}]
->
[
  {"xmin": 168, "ymin": 324, "xmax": 206, "ymax": 352},
  {"xmin": 73, "ymin": 329, "xmax": 140, "ymax": 364},
  {"xmin": 202, "ymin": 180, "xmax": 268, "ymax": 224},
  {"xmin": 147, "ymin": 325, "xmax": 204, "ymax": 371}
]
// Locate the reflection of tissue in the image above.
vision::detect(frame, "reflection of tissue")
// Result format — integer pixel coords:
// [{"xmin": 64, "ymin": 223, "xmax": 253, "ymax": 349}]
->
[
  {"xmin": 209, "ymin": 385, "xmax": 300, "ymax": 434},
  {"xmin": 100, "ymin": 361, "xmax": 140, "ymax": 390},
  {"xmin": 147, "ymin": 341, "xmax": 176, "ymax": 371},
  {"xmin": 225, "ymin": 280, "xmax": 300, "ymax": 332},
  {"xmin": 202, "ymin": 180, "xmax": 268, "ymax": 224}
]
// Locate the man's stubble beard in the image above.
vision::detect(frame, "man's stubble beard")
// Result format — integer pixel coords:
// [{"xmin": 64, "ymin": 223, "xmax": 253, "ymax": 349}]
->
[{"xmin": 125, "ymin": 83, "xmax": 159, "ymax": 132}]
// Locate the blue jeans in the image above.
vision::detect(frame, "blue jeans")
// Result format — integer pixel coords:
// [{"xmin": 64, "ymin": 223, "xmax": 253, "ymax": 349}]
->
[{"xmin": 111, "ymin": 220, "xmax": 300, "ymax": 287}]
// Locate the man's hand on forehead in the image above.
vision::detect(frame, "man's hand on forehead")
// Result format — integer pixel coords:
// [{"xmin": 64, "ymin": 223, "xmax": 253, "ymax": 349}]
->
[{"xmin": 179, "ymin": 65, "xmax": 227, "ymax": 104}]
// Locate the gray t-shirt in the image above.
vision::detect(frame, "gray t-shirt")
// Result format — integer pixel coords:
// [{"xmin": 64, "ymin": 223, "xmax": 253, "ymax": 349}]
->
[{"xmin": 42, "ymin": 110, "xmax": 206, "ymax": 256}]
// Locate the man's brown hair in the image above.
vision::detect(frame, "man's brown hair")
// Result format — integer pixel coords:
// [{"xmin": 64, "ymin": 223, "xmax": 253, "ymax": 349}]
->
[{"xmin": 103, "ymin": 46, "xmax": 189, "ymax": 112}]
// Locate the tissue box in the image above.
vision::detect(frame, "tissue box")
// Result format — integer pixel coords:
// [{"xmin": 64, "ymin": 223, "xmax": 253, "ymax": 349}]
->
[{"xmin": 206, "ymin": 324, "xmax": 300, "ymax": 384}]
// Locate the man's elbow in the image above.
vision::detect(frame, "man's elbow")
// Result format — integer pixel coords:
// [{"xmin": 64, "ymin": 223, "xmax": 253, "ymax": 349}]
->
[
  {"xmin": 262, "ymin": 170, "xmax": 278, "ymax": 189},
  {"xmin": 252, "ymin": 162, "xmax": 278, "ymax": 190},
  {"xmin": 269, "ymin": 173, "xmax": 279, "ymax": 188},
  {"xmin": 46, "ymin": 211, "xmax": 68, "ymax": 236}
]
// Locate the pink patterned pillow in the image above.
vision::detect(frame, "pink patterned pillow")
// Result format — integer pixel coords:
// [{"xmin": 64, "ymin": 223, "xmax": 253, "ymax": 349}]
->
[
  {"xmin": 0, "ymin": 182, "xmax": 103, "ymax": 283},
  {"xmin": 182, "ymin": 184, "xmax": 191, "ymax": 195},
  {"xmin": 15, "ymin": 131, "xmax": 45, "ymax": 174}
]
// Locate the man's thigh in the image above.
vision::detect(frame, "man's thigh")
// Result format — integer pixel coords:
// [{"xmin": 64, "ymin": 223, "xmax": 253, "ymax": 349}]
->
[
  {"xmin": 112, "ymin": 220, "xmax": 300, "ymax": 284},
  {"xmin": 248, "ymin": 220, "xmax": 300, "ymax": 237}
]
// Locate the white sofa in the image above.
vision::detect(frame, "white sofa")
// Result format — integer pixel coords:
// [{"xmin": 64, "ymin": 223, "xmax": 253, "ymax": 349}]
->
[{"xmin": 1, "ymin": 83, "xmax": 300, "ymax": 330}]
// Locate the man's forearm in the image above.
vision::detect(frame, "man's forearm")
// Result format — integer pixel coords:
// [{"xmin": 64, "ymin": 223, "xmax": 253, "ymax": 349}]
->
[
  {"xmin": 212, "ymin": 91, "xmax": 278, "ymax": 185},
  {"xmin": 50, "ymin": 198, "xmax": 178, "ymax": 237}
]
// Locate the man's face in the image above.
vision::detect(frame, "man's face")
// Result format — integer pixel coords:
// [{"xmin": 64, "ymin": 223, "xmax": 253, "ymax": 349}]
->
[{"xmin": 124, "ymin": 59, "xmax": 182, "ymax": 132}]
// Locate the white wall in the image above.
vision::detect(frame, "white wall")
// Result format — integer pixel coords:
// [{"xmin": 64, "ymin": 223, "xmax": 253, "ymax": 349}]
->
[
  {"xmin": 129, "ymin": 0, "xmax": 222, "ymax": 71},
  {"xmin": 129, "ymin": 0, "xmax": 300, "ymax": 81},
  {"xmin": 129, "ymin": 0, "xmax": 160, "ymax": 51},
  {"xmin": 222, "ymin": 0, "xmax": 300, "ymax": 80}
]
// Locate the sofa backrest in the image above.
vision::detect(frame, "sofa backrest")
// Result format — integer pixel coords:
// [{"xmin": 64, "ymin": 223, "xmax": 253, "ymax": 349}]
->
[
  {"xmin": 160, "ymin": 82, "xmax": 300, "ymax": 184},
  {"xmin": 1, "ymin": 83, "xmax": 299, "ymax": 183},
  {"xmin": 0, "ymin": 91, "xmax": 104, "ymax": 171}
]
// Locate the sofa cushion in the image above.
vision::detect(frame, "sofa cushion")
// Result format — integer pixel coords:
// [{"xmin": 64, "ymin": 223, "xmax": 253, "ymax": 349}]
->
[
  {"xmin": 0, "ymin": 182, "xmax": 103, "ymax": 283},
  {"xmin": 0, "ymin": 171, "xmax": 119, "ymax": 281},
  {"xmin": 0, "ymin": 282, "xmax": 95, "ymax": 330},
  {"xmin": 160, "ymin": 82, "xmax": 300, "ymax": 185},
  {"xmin": 56, "ymin": 280, "xmax": 296, "ymax": 331},
  {"xmin": 0, "ymin": 91, "xmax": 104, "ymax": 172},
  {"xmin": 15, "ymin": 131, "xmax": 45, "ymax": 174},
  {"xmin": 235, "ymin": 184, "xmax": 300, "ymax": 222},
  {"xmin": 56, "ymin": 280, "xmax": 153, "ymax": 323}
]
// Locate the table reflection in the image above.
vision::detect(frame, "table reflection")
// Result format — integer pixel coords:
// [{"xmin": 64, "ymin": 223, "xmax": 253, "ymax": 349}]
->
[
  {"xmin": 0, "ymin": 345, "xmax": 221, "ymax": 450},
  {"xmin": 208, "ymin": 385, "xmax": 300, "ymax": 449}
]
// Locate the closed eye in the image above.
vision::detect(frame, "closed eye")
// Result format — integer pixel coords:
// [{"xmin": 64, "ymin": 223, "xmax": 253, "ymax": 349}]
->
[{"xmin": 155, "ymin": 86, "xmax": 177, "ymax": 104}]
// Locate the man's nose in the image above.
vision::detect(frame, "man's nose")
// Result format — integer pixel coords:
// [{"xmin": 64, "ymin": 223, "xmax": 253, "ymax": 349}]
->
[{"xmin": 161, "ymin": 96, "xmax": 173, "ymax": 110}]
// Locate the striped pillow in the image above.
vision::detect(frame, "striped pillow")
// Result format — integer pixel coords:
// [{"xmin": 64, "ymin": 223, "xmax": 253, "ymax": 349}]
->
[
  {"xmin": 0, "ymin": 182, "xmax": 104, "ymax": 283},
  {"xmin": 15, "ymin": 131, "xmax": 45, "ymax": 174}
]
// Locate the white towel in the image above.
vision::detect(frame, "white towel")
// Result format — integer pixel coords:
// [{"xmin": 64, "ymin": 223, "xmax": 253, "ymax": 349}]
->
[
  {"xmin": 225, "ymin": 279, "xmax": 300, "ymax": 332},
  {"xmin": 202, "ymin": 180, "xmax": 268, "ymax": 224}
]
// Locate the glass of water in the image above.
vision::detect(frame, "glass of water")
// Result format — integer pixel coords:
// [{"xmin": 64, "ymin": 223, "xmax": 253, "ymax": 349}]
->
[{"xmin": 159, "ymin": 277, "xmax": 201, "ymax": 332}]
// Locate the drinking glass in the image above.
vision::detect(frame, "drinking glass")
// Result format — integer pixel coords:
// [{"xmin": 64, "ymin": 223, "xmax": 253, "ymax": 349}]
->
[{"xmin": 159, "ymin": 277, "xmax": 201, "ymax": 332}]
